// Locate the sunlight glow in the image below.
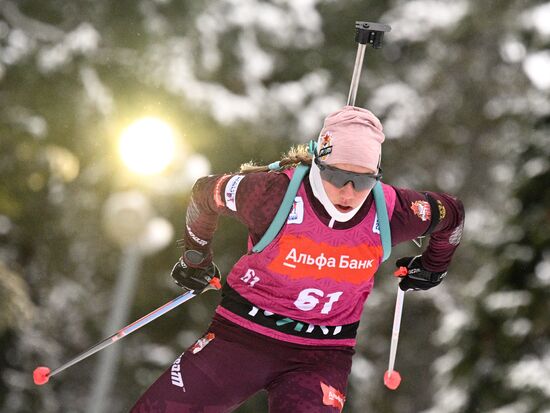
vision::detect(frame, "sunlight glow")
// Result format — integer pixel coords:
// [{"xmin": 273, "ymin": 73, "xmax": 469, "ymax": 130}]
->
[{"xmin": 118, "ymin": 117, "xmax": 176, "ymax": 175}]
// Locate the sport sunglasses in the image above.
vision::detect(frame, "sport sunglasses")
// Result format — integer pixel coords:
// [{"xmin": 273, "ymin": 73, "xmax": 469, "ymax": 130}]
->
[{"xmin": 314, "ymin": 157, "xmax": 383, "ymax": 191}]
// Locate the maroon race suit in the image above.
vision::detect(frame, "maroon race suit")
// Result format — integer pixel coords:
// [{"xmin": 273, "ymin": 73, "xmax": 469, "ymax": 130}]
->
[{"xmin": 130, "ymin": 170, "xmax": 464, "ymax": 413}]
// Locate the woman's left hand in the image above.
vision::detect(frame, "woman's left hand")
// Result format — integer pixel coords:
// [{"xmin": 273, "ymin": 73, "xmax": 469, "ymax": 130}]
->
[{"xmin": 395, "ymin": 255, "xmax": 447, "ymax": 291}]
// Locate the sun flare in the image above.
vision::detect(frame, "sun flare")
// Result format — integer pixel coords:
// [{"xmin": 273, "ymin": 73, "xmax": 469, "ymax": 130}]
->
[{"xmin": 118, "ymin": 117, "xmax": 176, "ymax": 175}]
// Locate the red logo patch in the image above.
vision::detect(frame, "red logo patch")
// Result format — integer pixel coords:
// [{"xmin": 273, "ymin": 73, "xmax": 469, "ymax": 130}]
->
[
  {"xmin": 214, "ymin": 175, "xmax": 230, "ymax": 208},
  {"xmin": 268, "ymin": 235, "xmax": 382, "ymax": 284},
  {"xmin": 189, "ymin": 332, "xmax": 215, "ymax": 354},
  {"xmin": 410, "ymin": 200, "xmax": 431, "ymax": 222},
  {"xmin": 320, "ymin": 381, "xmax": 346, "ymax": 412},
  {"xmin": 318, "ymin": 132, "xmax": 333, "ymax": 160}
]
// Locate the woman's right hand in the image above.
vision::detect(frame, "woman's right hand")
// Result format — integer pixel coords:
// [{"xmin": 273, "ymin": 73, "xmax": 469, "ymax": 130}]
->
[{"xmin": 171, "ymin": 250, "xmax": 221, "ymax": 293}]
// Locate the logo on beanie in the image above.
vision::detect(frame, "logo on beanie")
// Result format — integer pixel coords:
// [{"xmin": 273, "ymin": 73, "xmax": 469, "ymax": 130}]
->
[{"xmin": 318, "ymin": 132, "xmax": 333, "ymax": 160}]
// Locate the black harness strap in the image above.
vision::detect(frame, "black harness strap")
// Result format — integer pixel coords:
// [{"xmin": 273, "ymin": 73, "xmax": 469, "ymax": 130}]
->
[{"xmin": 422, "ymin": 192, "xmax": 441, "ymax": 236}]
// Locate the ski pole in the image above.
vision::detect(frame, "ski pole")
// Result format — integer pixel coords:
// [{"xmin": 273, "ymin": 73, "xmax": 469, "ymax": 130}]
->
[
  {"xmin": 33, "ymin": 278, "xmax": 222, "ymax": 386},
  {"xmin": 384, "ymin": 266, "xmax": 408, "ymax": 390},
  {"xmin": 347, "ymin": 21, "xmax": 391, "ymax": 106}
]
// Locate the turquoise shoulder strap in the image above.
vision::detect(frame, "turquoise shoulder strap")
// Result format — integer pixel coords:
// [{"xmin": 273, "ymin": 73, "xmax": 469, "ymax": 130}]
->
[
  {"xmin": 372, "ymin": 181, "xmax": 392, "ymax": 262},
  {"xmin": 252, "ymin": 165, "xmax": 392, "ymax": 262},
  {"xmin": 251, "ymin": 164, "xmax": 310, "ymax": 253}
]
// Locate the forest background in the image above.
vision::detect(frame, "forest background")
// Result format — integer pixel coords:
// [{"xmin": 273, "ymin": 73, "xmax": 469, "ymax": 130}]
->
[{"xmin": 1, "ymin": 0, "xmax": 549, "ymax": 412}]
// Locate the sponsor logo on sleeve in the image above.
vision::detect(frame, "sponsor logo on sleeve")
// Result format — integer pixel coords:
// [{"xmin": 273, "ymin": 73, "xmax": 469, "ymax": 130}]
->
[
  {"xmin": 437, "ymin": 200, "xmax": 447, "ymax": 220},
  {"xmin": 449, "ymin": 219, "xmax": 464, "ymax": 245},
  {"xmin": 224, "ymin": 175, "xmax": 245, "ymax": 211},
  {"xmin": 320, "ymin": 381, "xmax": 345, "ymax": 412},
  {"xmin": 410, "ymin": 200, "xmax": 431, "ymax": 222},
  {"xmin": 287, "ymin": 197, "xmax": 304, "ymax": 224},
  {"xmin": 186, "ymin": 224, "xmax": 208, "ymax": 246}
]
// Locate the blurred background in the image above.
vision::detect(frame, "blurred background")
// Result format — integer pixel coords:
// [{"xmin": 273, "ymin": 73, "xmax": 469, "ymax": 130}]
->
[{"xmin": 0, "ymin": 0, "xmax": 549, "ymax": 412}]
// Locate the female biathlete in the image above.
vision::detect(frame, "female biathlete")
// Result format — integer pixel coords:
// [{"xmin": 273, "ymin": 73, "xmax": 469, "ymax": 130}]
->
[{"xmin": 131, "ymin": 105, "xmax": 465, "ymax": 413}]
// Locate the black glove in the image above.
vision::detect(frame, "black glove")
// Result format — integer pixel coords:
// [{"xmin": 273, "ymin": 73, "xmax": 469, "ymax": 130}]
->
[
  {"xmin": 395, "ymin": 255, "xmax": 447, "ymax": 291},
  {"xmin": 171, "ymin": 250, "xmax": 221, "ymax": 293}
]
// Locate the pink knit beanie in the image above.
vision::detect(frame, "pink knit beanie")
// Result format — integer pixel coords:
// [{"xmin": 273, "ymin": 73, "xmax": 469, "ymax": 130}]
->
[{"xmin": 316, "ymin": 105, "xmax": 385, "ymax": 171}]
